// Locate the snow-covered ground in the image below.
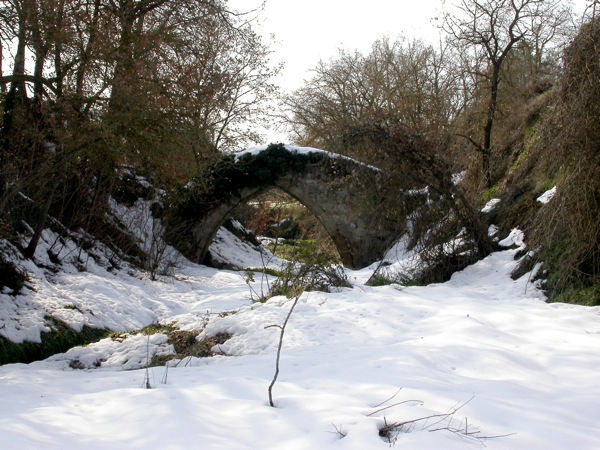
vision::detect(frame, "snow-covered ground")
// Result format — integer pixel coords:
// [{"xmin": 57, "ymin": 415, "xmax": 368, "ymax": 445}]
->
[{"xmin": 1, "ymin": 223, "xmax": 600, "ymax": 449}]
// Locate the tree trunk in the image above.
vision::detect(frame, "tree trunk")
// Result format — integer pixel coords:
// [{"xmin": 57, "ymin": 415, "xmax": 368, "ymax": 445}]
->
[
  {"xmin": 481, "ymin": 65, "xmax": 501, "ymax": 189},
  {"xmin": 0, "ymin": 38, "xmax": 4, "ymax": 94},
  {"xmin": 23, "ymin": 185, "xmax": 56, "ymax": 260},
  {"xmin": 75, "ymin": 0, "xmax": 102, "ymax": 118},
  {"xmin": 1, "ymin": 3, "xmax": 28, "ymax": 147}
]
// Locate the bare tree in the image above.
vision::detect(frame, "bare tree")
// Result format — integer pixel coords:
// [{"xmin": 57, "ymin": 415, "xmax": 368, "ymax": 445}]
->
[
  {"xmin": 586, "ymin": 0, "xmax": 600, "ymax": 19},
  {"xmin": 442, "ymin": 0, "xmax": 573, "ymax": 189},
  {"xmin": 282, "ymin": 36, "xmax": 458, "ymax": 164},
  {"xmin": 160, "ymin": 10, "xmax": 280, "ymax": 162},
  {"xmin": 0, "ymin": 0, "xmax": 279, "ymax": 259}
]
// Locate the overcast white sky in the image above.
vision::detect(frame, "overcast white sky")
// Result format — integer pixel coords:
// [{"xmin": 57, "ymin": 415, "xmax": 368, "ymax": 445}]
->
[
  {"xmin": 232, "ymin": 0, "xmax": 589, "ymax": 93},
  {"xmin": 230, "ymin": 0, "xmax": 443, "ymax": 91}
]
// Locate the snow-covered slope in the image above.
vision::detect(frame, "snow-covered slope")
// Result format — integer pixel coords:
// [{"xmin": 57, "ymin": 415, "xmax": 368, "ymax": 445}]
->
[{"xmin": 1, "ymin": 226, "xmax": 600, "ymax": 449}]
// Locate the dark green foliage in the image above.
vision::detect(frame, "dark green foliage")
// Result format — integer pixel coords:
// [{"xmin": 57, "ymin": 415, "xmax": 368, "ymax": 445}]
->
[
  {"xmin": 268, "ymin": 239, "xmax": 340, "ymax": 264},
  {"xmin": 245, "ymin": 267, "xmax": 282, "ymax": 278},
  {"xmin": 0, "ymin": 318, "xmax": 109, "ymax": 365},
  {"xmin": 164, "ymin": 144, "xmax": 325, "ymax": 223},
  {"xmin": 136, "ymin": 322, "xmax": 178, "ymax": 335},
  {"xmin": 481, "ymin": 185, "xmax": 499, "ymax": 202},
  {"xmin": 554, "ymin": 286, "xmax": 600, "ymax": 307}
]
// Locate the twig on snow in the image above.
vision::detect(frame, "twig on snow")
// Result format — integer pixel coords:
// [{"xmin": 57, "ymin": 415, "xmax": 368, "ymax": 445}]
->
[{"xmin": 267, "ymin": 292, "xmax": 302, "ymax": 407}]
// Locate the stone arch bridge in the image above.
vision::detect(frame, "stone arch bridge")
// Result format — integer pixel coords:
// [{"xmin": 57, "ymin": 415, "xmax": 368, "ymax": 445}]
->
[{"xmin": 166, "ymin": 144, "xmax": 405, "ymax": 269}]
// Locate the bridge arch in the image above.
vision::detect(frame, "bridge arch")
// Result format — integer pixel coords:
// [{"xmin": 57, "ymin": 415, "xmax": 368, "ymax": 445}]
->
[{"xmin": 166, "ymin": 144, "xmax": 403, "ymax": 269}]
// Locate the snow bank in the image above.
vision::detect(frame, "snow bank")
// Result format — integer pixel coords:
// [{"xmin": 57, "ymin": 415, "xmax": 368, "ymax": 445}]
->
[
  {"xmin": 2, "ymin": 224, "xmax": 600, "ymax": 449},
  {"xmin": 537, "ymin": 186, "xmax": 557, "ymax": 204},
  {"xmin": 234, "ymin": 144, "xmax": 380, "ymax": 171}
]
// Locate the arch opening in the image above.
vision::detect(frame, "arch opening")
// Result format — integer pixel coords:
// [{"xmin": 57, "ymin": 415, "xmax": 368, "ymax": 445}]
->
[{"xmin": 232, "ymin": 188, "xmax": 341, "ymax": 263}]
